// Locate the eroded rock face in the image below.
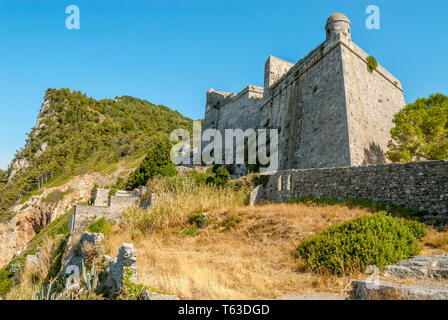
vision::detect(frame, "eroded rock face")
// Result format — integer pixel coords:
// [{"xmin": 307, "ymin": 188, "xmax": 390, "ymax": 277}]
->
[
  {"xmin": 0, "ymin": 172, "xmax": 111, "ymax": 269},
  {"xmin": 102, "ymin": 243, "xmax": 138, "ymax": 295}
]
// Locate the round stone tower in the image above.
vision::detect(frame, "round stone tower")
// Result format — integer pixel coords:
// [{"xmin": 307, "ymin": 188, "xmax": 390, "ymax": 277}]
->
[{"xmin": 325, "ymin": 13, "xmax": 351, "ymax": 41}]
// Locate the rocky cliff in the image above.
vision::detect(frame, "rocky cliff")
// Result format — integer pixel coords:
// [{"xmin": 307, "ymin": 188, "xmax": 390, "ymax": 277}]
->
[
  {"xmin": 0, "ymin": 88, "xmax": 192, "ymax": 269},
  {"xmin": 0, "ymin": 172, "xmax": 119, "ymax": 268}
]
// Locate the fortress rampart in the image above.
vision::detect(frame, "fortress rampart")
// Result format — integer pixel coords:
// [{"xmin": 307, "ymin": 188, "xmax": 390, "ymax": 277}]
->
[{"xmin": 251, "ymin": 160, "xmax": 448, "ymax": 216}]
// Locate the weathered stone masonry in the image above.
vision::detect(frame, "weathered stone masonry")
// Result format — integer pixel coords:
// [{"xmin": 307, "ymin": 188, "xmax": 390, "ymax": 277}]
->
[
  {"xmin": 203, "ymin": 13, "xmax": 405, "ymax": 173},
  {"xmin": 253, "ymin": 160, "xmax": 448, "ymax": 215},
  {"xmin": 68, "ymin": 187, "xmax": 168, "ymax": 235}
]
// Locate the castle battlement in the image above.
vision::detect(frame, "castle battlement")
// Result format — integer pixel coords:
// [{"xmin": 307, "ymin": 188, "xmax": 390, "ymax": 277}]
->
[{"xmin": 203, "ymin": 13, "xmax": 406, "ymax": 172}]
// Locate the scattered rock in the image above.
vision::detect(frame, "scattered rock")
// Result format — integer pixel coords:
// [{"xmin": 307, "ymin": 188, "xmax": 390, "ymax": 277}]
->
[
  {"xmin": 249, "ymin": 185, "xmax": 264, "ymax": 206},
  {"xmin": 352, "ymin": 279, "xmax": 448, "ymax": 300},
  {"xmin": 197, "ymin": 213, "xmax": 208, "ymax": 229},
  {"xmin": 278, "ymin": 292, "xmax": 347, "ymax": 300},
  {"xmin": 25, "ymin": 254, "xmax": 40, "ymax": 269},
  {"xmin": 62, "ymin": 231, "xmax": 104, "ymax": 272}
]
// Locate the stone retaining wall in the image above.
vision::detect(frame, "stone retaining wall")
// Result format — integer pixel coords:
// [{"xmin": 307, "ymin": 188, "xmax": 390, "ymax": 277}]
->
[
  {"xmin": 70, "ymin": 205, "xmax": 113, "ymax": 234},
  {"xmin": 255, "ymin": 160, "xmax": 448, "ymax": 215}
]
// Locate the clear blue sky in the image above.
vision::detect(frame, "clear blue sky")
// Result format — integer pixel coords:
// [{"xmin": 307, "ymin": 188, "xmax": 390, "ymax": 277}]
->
[{"xmin": 0, "ymin": 0, "xmax": 447, "ymax": 169}]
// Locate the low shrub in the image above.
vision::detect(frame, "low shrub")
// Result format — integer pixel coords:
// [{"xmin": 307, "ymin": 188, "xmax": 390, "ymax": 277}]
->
[
  {"xmin": 187, "ymin": 171, "xmax": 209, "ymax": 185},
  {"xmin": 366, "ymin": 56, "xmax": 378, "ymax": 72},
  {"xmin": 188, "ymin": 212, "xmax": 207, "ymax": 226},
  {"xmin": 295, "ymin": 212, "xmax": 427, "ymax": 275}
]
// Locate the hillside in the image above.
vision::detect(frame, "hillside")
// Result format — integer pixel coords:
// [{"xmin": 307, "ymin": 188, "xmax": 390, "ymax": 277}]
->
[
  {"xmin": 0, "ymin": 88, "xmax": 192, "ymax": 267},
  {"xmin": 1, "ymin": 88, "xmax": 191, "ymax": 215}
]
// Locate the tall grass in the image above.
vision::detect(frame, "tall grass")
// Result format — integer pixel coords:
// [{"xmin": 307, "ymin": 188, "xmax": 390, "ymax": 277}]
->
[{"xmin": 5, "ymin": 236, "xmax": 64, "ymax": 300}]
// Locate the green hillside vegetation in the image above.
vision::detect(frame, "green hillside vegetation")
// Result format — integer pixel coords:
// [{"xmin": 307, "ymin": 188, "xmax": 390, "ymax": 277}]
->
[
  {"xmin": 0, "ymin": 88, "xmax": 192, "ymax": 216},
  {"xmin": 124, "ymin": 139, "xmax": 178, "ymax": 190},
  {"xmin": 387, "ymin": 93, "xmax": 448, "ymax": 162}
]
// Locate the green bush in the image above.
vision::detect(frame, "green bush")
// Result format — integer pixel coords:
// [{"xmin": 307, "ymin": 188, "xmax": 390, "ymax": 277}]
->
[
  {"xmin": 295, "ymin": 212, "xmax": 426, "ymax": 275},
  {"xmin": 187, "ymin": 170, "xmax": 209, "ymax": 185},
  {"xmin": 221, "ymin": 214, "xmax": 242, "ymax": 231},
  {"xmin": 85, "ymin": 217, "xmax": 113, "ymax": 235},
  {"xmin": 125, "ymin": 140, "xmax": 177, "ymax": 190}
]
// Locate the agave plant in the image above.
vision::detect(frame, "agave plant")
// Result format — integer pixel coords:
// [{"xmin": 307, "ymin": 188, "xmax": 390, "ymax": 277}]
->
[
  {"xmin": 32, "ymin": 278, "xmax": 68, "ymax": 300},
  {"xmin": 82, "ymin": 260, "xmax": 99, "ymax": 299}
]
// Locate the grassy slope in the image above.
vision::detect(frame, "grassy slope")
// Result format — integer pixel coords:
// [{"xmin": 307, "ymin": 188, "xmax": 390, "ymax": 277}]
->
[{"xmin": 0, "ymin": 88, "xmax": 192, "ymax": 216}]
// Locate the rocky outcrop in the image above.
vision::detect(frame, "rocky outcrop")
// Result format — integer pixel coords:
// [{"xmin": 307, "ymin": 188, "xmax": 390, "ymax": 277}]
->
[
  {"xmin": 101, "ymin": 243, "xmax": 138, "ymax": 295},
  {"xmin": 385, "ymin": 255, "xmax": 448, "ymax": 279},
  {"xmin": 352, "ymin": 255, "xmax": 448, "ymax": 300},
  {"xmin": 7, "ymin": 159, "xmax": 30, "ymax": 183}
]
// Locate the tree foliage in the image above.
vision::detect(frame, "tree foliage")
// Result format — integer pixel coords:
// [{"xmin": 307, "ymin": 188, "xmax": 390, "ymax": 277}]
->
[
  {"xmin": 125, "ymin": 140, "xmax": 178, "ymax": 190},
  {"xmin": 386, "ymin": 93, "xmax": 448, "ymax": 162},
  {"xmin": 0, "ymin": 88, "xmax": 191, "ymax": 213}
]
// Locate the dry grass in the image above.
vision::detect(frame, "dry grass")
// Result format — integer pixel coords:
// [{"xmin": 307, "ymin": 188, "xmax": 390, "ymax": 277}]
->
[
  {"xmin": 105, "ymin": 176, "xmax": 371, "ymax": 300},
  {"xmin": 6, "ymin": 236, "xmax": 64, "ymax": 300},
  {"xmin": 420, "ymin": 226, "xmax": 448, "ymax": 255}
]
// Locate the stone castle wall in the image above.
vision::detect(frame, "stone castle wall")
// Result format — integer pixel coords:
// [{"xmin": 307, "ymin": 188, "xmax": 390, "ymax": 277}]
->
[
  {"xmin": 341, "ymin": 41, "xmax": 405, "ymax": 166},
  {"xmin": 202, "ymin": 14, "xmax": 406, "ymax": 172},
  {"xmin": 254, "ymin": 160, "xmax": 448, "ymax": 215}
]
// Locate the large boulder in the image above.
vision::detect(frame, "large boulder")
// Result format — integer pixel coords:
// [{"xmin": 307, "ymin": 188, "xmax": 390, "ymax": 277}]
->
[
  {"xmin": 101, "ymin": 243, "xmax": 138, "ymax": 295},
  {"xmin": 384, "ymin": 255, "xmax": 448, "ymax": 279}
]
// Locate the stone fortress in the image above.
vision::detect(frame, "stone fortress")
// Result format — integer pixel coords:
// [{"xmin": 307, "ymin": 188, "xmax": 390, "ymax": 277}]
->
[
  {"xmin": 203, "ymin": 13, "xmax": 405, "ymax": 171},
  {"xmin": 204, "ymin": 13, "xmax": 448, "ymax": 217}
]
